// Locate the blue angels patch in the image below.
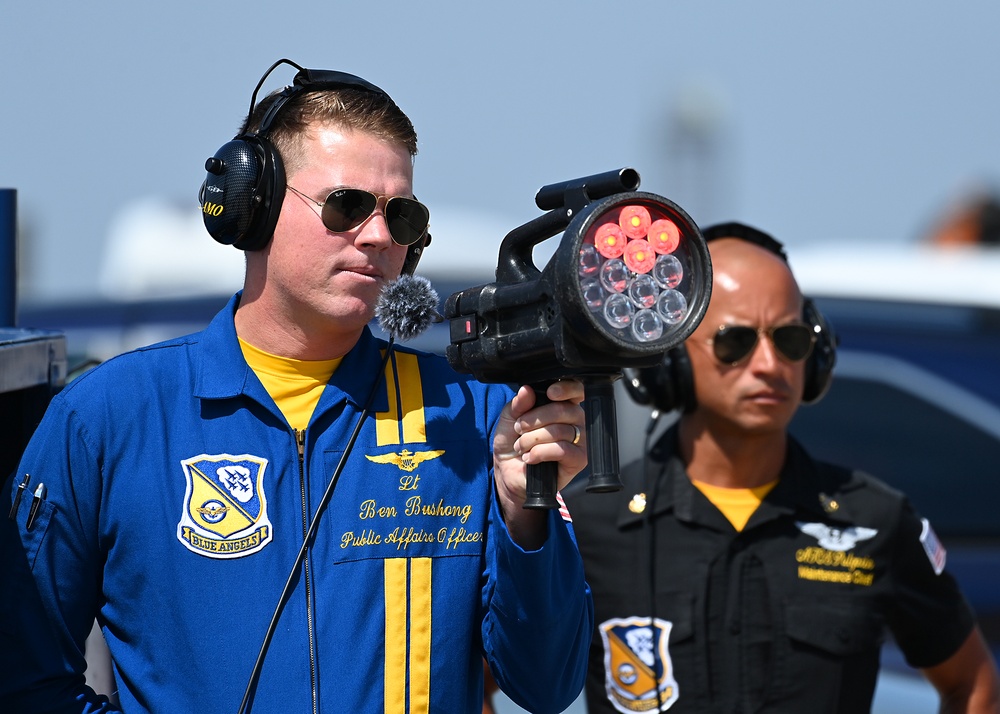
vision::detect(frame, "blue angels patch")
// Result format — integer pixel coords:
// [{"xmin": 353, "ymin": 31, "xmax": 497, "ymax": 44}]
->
[
  {"xmin": 600, "ymin": 617, "xmax": 679, "ymax": 712},
  {"xmin": 176, "ymin": 453, "xmax": 272, "ymax": 559}
]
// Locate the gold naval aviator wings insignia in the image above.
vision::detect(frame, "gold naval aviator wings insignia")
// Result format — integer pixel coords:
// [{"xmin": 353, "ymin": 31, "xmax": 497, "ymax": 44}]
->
[{"xmin": 365, "ymin": 448, "xmax": 445, "ymax": 472}]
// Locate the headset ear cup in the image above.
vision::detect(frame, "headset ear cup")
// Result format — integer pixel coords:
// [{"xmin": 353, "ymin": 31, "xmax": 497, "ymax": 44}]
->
[
  {"xmin": 802, "ymin": 298, "xmax": 837, "ymax": 404},
  {"xmin": 624, "ymin": 345, "xmax": 697, "ymax": 414},
  {"xmin": 201, "ymin": 135, "xmax": 285, "ymax": 251},
  {"xmin": 623, "ymin": 365, "xmax": 657, "ymax": 408},
  {"xmin": 670, "ymin": 345, "xmax": 697, "ymax": 413},
  {"xmin": 202, "ymin": 138, "xmax": 264, "ymax": 246}
]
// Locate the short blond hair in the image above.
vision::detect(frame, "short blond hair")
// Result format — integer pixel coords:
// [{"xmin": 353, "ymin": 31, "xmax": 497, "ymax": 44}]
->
[{"xmin": 243, "ymin": 85, "xmax": 418, "ymax": 175}]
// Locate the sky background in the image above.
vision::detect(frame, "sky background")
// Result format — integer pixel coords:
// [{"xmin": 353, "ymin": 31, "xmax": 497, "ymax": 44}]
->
[{"xmin": 3, "ymin": 1, "xmax": 999, "ymax": 303}]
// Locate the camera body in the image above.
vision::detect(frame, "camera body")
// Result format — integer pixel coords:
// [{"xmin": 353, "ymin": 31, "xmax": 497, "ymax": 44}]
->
[{"xmin": 444, "ymin": 169, "xmax": 713, "ymax": 507}]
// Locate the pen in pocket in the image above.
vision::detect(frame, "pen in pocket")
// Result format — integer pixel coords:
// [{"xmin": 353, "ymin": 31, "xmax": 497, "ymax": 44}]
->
[
  {"xmin": 26, "ymin": 483, "xmax": 46, "ymax": 530},
  {"xmin": 8, "ymin": 473, "xmax": 31, "ymax": 520}
]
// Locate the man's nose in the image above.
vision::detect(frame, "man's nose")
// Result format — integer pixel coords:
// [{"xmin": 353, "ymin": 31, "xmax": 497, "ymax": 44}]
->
[
  {"xmin": 356, "ymin": 205, "xmax": 394, "ymax": 248},
  {"xmin": 748, "ymin": 333, "xmax": 781, "ymax": 371}
]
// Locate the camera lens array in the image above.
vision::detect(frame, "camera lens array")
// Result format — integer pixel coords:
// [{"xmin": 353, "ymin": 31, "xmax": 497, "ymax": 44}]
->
[{"xmin": 579, "ymin": 204, "xmax": 689, "ymax": 343}]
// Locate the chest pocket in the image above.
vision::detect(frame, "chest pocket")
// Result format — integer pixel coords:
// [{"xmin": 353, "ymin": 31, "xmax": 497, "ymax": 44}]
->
[
  {"xmin": 777, "ymin": 602, "xmax": 885, "ymax": 709},
  {"xmin": 784, "ymin": 602, "xmax": 884, "ymax": 656}
]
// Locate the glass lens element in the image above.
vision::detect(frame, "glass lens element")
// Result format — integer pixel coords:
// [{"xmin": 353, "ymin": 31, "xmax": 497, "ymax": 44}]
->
[
  {"xmin": 772, "ymin": 324, "xmax": 815, "ymax": 361},
  {"xmin": 384, "ymin": 197, "xmax": 430, "ymax": 245},
  {"xmin": 656, "ymin": 289, "xmax": 687, "ymax": 325},
  {"xmin": 652, "ymin": 254, "xmax": 684, "ymax": 289},
  {"xmin": 600, "ymin": 258, "xmax": 629, "ymax": 294},
  {"xmin": 603, "ymin": 292, "xmax": 635, "ymax": 329},
  {"xmin": 581, "ymin": 277, "xmax": 605, "ymax": 312},
  {"xmin": 579, "ymin": 243, "xmax": 602, "ymax": 277},
  {"xmin": 321, "ymin": 189, "xmax": 377, "ymax": 232},
  {"xmin": 627, "ymin": 274, "xmax": 659, "ymax": 309},
  {"xmin": 631, "ymin": 308, "xmax": 664, "ymax": 342}
]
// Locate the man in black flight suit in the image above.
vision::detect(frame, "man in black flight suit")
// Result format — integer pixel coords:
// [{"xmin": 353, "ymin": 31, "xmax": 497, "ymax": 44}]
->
[{"xmin": 563, "ymin": 222, "xmax": 1000, "ymax": 713}]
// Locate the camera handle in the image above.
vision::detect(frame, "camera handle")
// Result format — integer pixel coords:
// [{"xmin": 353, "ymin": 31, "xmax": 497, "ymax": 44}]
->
[
  {"xmin": 521, "ymin": 377, "xmax": 623, "ymax": 510},
  {"xmin": 522, "ymin": 386, "xmax": 560, "ymax": 509}
]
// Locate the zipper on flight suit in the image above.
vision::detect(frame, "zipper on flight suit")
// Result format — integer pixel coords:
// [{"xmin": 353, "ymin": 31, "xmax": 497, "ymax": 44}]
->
[{"xmin": 296, "ymin": 428, "xmax": 319, "ymax": 714}]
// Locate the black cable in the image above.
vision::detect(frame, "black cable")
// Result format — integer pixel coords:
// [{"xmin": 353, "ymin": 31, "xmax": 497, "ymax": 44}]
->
[
  {"xmin": 642, "ymin": 409, "xmax": 665, "ymax": 711},
  {"xmin": 236, "ymin": 338, "xmax": 396, "ymax": 714}
]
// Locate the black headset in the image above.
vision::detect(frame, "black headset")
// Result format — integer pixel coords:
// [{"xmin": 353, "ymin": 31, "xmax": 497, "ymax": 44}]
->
[
  {"xmin": 625, "ymin": 221, "xmax": 837, "ymax": 413},
  {"xmin": 199, "ymin": 59, "xmax": 430, "ymax": 275}
]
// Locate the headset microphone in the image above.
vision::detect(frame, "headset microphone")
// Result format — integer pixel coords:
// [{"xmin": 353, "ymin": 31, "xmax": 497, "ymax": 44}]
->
[{"xmin": 375, "ymin": 274, "xmax": 443, "ymax": 341}]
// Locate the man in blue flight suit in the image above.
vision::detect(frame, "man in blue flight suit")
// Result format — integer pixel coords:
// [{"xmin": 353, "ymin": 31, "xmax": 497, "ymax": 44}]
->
[{"xmin": 2, "ymin": 61, "xmax": 593, "ymax": 714}]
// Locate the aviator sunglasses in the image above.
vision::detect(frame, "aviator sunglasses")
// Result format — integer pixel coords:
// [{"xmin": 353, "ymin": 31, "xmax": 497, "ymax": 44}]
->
[
  {"xmin": 710, "ymin": 323, "xmax": 816, "ymax": 365},
  {"xmin": 287, "ymin": 185, "xmax": 430, "ymax": 246}
]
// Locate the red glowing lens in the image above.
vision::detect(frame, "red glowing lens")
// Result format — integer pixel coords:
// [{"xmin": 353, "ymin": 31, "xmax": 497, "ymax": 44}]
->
[
  {"xmin": 595, "ymin": 222, "xmax": 626, "ymax": 258},
  {"xmin": 619, "ymin": 205, "xmax": 651, "ymax": 239},
  {"xmin": 624, "ymin": 239, "xmax": 655, "ymax": 274},
  {"xmin": 648, "ymin": 219, "xmax": 680, "ymax": 254},
  {"xmin": 579, "ymin": 200, "xmax": 696, "ymax": 345}
]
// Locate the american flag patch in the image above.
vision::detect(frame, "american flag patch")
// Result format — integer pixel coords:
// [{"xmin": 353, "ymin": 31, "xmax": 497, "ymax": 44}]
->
[
  {"xmin": 556, "ymin": 492, "xmax": 572, "ymax": 523},
  {"xmin": 919, "ymin": 518, "xmax": 947, "ymax": 575}
]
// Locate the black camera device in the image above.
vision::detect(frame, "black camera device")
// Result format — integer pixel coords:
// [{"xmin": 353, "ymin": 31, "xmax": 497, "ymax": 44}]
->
[{"xmin": 445, "ymin": 169, "xmax": 713, "ymax": 508}]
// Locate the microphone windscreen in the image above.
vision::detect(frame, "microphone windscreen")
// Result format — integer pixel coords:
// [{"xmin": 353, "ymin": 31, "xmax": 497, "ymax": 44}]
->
[{"xmin": 375, "ymin": 275, "xmax": 443, "ymax": 341}]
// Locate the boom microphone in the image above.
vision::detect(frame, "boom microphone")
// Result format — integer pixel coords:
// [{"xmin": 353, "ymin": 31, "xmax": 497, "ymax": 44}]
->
[{"xmin": 376, "ymin": 274, "xmax": 443, "ymax": 340}]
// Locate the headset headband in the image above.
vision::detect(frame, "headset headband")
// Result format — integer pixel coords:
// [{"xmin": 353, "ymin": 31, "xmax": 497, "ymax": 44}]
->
[
  {"xmin": 701, "ymin": 221, "xmax": 788, "ymax": 263},
  {"xmin": 247, "ymin": 62, "xmax": 396, "ymax": 138}
]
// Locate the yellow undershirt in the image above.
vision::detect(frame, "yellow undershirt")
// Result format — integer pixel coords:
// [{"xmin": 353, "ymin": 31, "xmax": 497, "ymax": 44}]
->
[
  {"xmin": 239, "ymin": 338, "xmax": 341, "ymax": 431},
  {"xmin": 691, "ymin": 478, "xmax": 779, "ymax": 532}
]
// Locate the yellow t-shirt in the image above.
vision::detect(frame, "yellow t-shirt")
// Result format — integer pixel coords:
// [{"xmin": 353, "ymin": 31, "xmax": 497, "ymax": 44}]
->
[
  {"xmin": 691, "ymin": 478, "xmax": 779, "ymax": 532},
  {"xmin": 239, "ymin": 338, "xmax": 341, "ymax": 431}
]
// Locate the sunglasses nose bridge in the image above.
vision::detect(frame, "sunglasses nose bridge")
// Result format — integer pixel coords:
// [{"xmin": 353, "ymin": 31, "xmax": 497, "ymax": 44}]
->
[
  {"xmin": 354, "ymin": 203, "xmax": 396, "ymax": 246},
  {"xmin": 368, "ymin": 194, "xmax": 390, "ymax": 220},
  {"xmin": 750, "ymin": 328, "xmax": 784, "ymax": 367}
]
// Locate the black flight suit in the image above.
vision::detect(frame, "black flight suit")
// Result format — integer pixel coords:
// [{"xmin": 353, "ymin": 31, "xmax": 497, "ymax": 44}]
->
[{"xmin": 562, "ymin": 427, "xmax": 975, "ymax": 713}]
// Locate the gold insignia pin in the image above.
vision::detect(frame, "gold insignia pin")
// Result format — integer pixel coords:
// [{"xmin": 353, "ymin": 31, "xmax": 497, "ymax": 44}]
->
[
  {"xmin": 365, "ymin": 449, "xmax": 445, "ymax": 472},
  {"xmin": 819, "ymin": 493, "xmax": 840, "ymax": 512},
  {"xmin": 628, "ymin": 492, "xmax": 647, "ymax": 514}
]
